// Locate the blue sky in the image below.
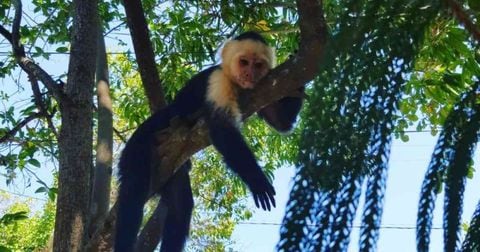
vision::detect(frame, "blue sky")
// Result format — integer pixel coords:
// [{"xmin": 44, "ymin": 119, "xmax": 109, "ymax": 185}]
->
[{"xmin": 231, "ymin": 131, "xmax": 480, "ymax": 251}]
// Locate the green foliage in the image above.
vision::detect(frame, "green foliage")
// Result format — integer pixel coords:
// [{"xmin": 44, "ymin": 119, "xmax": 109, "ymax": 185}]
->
[
  {"xmin": 0, "ymin": 194, "xmax": 55, "ymax": 251},
  {"xmin": 0, "ymin": 96, "xmax": 58, "ymax": 187},
  {"xmin": 279, "ymin": 0, "xmax": 445, "ymax": 251},
  {"xmin": 186, "ymin": 148, "xmax": 248, "ymax": 250},
  {"xmin": 417, "ymin": 82, "xmax": 480, "ymax": 251},
  {"xmin": 109, "ymin": 54, "xmax": 151, "ymax": 129},
  {"xmin": 300, "ymin": 0, "xmax": 439, "ymax": 187},
  {"xmin": 399, "ymin": 20, "xmax": 480, "ymax": 135},
  {"xmin": 0, "ymin": 211, "xmax": 28, "ymax": 225},
  {"xmin": 243, "ymin": 116, "xmax": 302, "ymax": 175}
]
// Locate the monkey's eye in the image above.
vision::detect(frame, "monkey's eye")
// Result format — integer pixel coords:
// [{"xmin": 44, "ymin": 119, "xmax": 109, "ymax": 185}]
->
[
  {"xmin": 239, "ymin": 59, "xmax": 249, "ymax": 66},
  {"xmin": 254, "ymin": 62, "xmax": 264, "ymax": 69}
]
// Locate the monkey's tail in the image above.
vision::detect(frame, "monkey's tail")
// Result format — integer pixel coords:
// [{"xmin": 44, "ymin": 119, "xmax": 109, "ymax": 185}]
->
[
  {"xmin": 114, "ymin": 108, "xmax": 173, "ymax": 251},
  {"xmin": 114, "ymin": 145, "xmax": 151, "ymax": 252}
]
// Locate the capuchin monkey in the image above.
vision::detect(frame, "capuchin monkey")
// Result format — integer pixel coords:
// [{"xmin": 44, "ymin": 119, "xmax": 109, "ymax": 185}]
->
[{"xmin": 115, "ymin": 31, "xmax": 303, "ymax": 252}]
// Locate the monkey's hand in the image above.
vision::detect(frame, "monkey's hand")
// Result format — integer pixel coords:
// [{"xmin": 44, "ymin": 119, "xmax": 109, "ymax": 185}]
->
[{"xmin": 249, "ymin": 175, "xmax": 276, "ymax": 211}]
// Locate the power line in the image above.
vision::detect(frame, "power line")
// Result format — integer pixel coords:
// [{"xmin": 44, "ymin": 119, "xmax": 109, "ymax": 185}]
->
[
  {"xmin": 0, "ymin": 190, "xmax": 448, "ymax": 231},
  {"xmin": 401, "ymin": 129, "xmax": 440, "ymax": 133},
  {"xmin": 237, "ymin": 221, "xmax": 443, "ymax": 230},
  {"xmin": 0, "ymin": 51, "xmax": 129, "ymax": 56},
  {"xmin": 0, "ymin": 50, "xmax": 211, "ymax": 56},
  {"xmin": 0, "ymin": 188, "xmax": 47, "ymax": 202}
]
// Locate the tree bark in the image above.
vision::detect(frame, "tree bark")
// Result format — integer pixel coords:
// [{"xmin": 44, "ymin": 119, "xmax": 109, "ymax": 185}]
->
[
  {"xmin": 53, "ymin": 0, "xmax": 98, "ymax": 251},
  {"xmin": 123, "ymin": 0, "xmax": 166, "ymax": 111},
  {"xmin": 135, "ymin": 201, "xmax": 168, "ymax": 252},
  {"xmin": 85, "ymin": 202, "xmax": 118, "ymax": 251},
  {"xmin": 89, "ymin": 25, "xmax": 113, "ymax": 237}
]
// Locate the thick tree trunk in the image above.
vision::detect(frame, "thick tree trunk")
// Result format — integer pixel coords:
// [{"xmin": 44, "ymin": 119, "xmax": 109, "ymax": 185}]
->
[{"xmin": 53, "ymin": 0, "xmax": 98, "ymax": 251}]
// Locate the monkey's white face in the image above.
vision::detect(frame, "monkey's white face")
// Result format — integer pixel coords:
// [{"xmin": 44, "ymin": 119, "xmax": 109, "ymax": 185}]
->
[
  {"xmin": 221, "ymin": 39, "xmax": 275, "ymax": 89},
  {"xmin": 231, "ymin": 54, "xmax": 269, "ymax": 89}
]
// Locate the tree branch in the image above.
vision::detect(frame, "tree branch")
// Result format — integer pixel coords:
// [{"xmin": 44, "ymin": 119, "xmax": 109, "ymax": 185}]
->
[
  {"xmin": 0, "ymin": 25, "xmax": 12, "ymax": 44},
  {"xmin": 29, "ymin": 75, "xmax": 58, "ymax": 138},
  {"xmin": 54, "ymin": 0, "xmax": 98, "ymax": 249},
  {"xmin": 85, "ymin": 202, "xmax": 118, "ymax": 252},
  {"xmin": 0, "ymin": 2, "xmax": 64, "ymax": 102},
  {"xmin": 11, "ymin": 0, "xmax": 23, "ymax": 55},
  {"xmin": 135, "ymin": 200, "xmax": 168, "ymax": 251},
  {"xmin": 445, "ymin": 0, "xmax": 480, "ymax": 43},
  {"xmin": 0, "ymin": 112, "xmax": 42, "ymax": 143},
  {"xmin": 89, "ymin": 25, "xmax": 114, "ymax": 239},
  {"xmin": 122, "ymin": 0, "xmax": 166, "ymax": 111}
]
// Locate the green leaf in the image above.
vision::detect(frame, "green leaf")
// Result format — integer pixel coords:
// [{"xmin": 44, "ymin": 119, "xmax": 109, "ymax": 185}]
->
[
  {"xmin": 55, "ymin": 46, "xmax": 69, "ymax": 53},
  {"xmin": 28, "ymin": 159, "xmax": 41, "ymax": 168},
  {"xmin": 35, "ymin": 187, "xmax": 47, "ymax": 194},
  {"xmin": 0, "ymin": 211, "xmax": 28, "ymax": 225},
  {"xmin": 467, "ymin": 161, "xmax": 475, "ymax": 179},
  {"xmin": 48, "ymin": 187, "xmax": 58, "ymax": 201},
  {"xmin": 0, "ymin": 245, "xmax": 11, "ymax": 252},
  {"xmin": 406, "ymin": 114, "xmax": 419, "ymax": 122},
  {"xmin": 400, "ymin": 133, "xmax": 410, "ymax": 142},
  {"xmin": 34, "ymin": 46, "xmax": 44, "ymax": 54}
]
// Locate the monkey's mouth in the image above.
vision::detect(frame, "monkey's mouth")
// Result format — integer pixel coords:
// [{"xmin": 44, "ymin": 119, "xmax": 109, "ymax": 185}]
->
[
  {"xmin": 236, "ymin": 76, "xmax": 256, "ymax": 89},
  {"xmin": 241, "ymin": 81, "xmax": 255, "ymax": 89}
]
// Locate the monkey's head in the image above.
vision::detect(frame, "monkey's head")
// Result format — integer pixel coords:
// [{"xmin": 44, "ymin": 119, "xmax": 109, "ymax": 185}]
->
[{"xmin": 221, "ymin": 32, "xmax": 276, "ymax": 89}]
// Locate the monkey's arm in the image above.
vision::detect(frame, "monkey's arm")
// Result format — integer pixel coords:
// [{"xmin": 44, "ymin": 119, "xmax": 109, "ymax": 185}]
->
[
  {"xmin": 207, "ymin": 109, "xmax": 276, "ymax": 211},
  {"xmin": 257, "ymin": 87, "xmax": 305, "ymax": 133}
]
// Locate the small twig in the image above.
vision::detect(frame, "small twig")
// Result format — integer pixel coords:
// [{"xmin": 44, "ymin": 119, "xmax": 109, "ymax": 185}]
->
[
  {"xmin": 25, "ymin": 167, "xmax": 50, "ymax": 188},
  {"xmin": 0, "ymin": 25, "xmax": 13, "ymax": 44},
  {"xmin": 91, "ymin": 103, "xmax": 127, "ymax": 143},
  {"xmin": 104, "ymin": 21, "xmax": 127, "ymax": 37},
  {"xmin": 113, "ymin": 127, "xmax": 127, "ymax": 143},
  {"xmin": 29, "ymin": 75, "xmax": 59, "ymax": 138},
  {"xmin": 0, "ymin": 112, "xmax": 42, "ymax": 143}
]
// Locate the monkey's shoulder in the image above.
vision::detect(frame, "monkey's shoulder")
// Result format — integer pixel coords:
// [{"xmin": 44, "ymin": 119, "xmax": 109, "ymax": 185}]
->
[{"xmin": 172, "ymin": 66, "xmax": 219, "ymax": 106}]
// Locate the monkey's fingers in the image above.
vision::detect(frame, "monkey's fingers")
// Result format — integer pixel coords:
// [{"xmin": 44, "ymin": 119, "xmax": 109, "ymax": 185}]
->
[
  {"xmin": 254, "ymin": 193, "xmax": 270, "ymax": 211},
  {"xmin": 262, "ymin": 193, "xmax": 271, "ymax": 211},
  {"xmin": 253, "ymin": 194, "xmax": 260, "ymax": 209},
  {"xmin": 259, "ymin": 194, "xmax": 268, "ymax": 210},
  {"xmin": 267, "ymin": 191, "xmax": 276, "ymax": 208}
]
